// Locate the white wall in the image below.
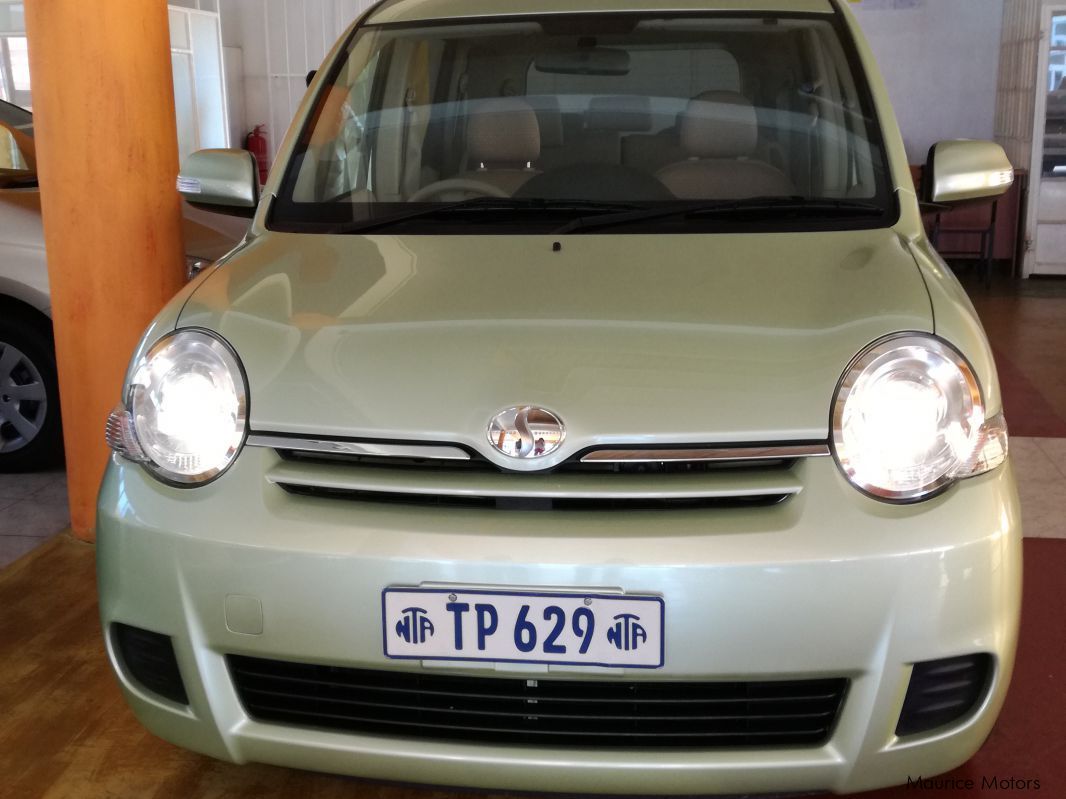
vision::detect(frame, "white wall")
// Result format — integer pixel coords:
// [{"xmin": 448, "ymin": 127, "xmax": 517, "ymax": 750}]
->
[
  {"xmin": 219, "ymin": 0, "xmax": 374, "ymax": 159},
  {"xmin": 850, "ymin": 0, "xmax": 1005, "ymax": 163}
]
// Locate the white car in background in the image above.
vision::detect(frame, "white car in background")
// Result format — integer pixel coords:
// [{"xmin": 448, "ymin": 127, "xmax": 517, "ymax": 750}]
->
[{"xmin": 0, "ymin": 99, "xmax": 246, "ymax": 471}]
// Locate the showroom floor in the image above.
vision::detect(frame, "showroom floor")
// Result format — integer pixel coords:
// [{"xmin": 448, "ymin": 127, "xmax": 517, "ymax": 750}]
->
[
  {"xmin": 0, "ymin": 272, "xmax": 1063, "ymax": 798},
  {"xmin": 0, "ymin": 469, "xmax": 68, "ymax": 569}
]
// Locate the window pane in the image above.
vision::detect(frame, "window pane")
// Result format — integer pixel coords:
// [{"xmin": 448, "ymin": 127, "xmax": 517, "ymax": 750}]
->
[
  {"xmin": 1044, "ymin": 16, "xmax": 1066, "ymax": 177},
  {"xmin": 8, "ymin": 37, "xmax": 28, "ymax": 91}
]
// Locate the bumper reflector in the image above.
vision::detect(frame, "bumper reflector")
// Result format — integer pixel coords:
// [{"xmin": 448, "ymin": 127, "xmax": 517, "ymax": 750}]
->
[
  {"xmin": 896, "ymin": 654, "xmax": 992, "ymax": 737},
  {"xmin": 113, "ymin": 623, "xmax": 189, "ymax": 705}
]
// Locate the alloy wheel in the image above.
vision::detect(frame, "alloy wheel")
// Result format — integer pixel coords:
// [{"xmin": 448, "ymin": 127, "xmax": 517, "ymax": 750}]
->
[{"xmin": 0, "ymin": 340, "xmax": 49, "ymax": 454}]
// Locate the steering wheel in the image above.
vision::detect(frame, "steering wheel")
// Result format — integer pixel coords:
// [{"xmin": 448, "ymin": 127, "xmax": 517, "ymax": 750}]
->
[{"xmin": 408, "ymin": 178, "xmax": 511, "ymax": 203}]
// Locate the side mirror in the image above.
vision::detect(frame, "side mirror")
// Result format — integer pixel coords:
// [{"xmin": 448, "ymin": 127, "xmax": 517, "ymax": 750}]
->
[
  {"xmin": 925, "ymin": 140, "xmax": 1014, "ymax": 205},
  {"xmin": 0, "ymin": 122, "xmax": 36, "ymax": 188},
  {"xmin": 177, "ymin": 149, "xmax": 259, "ymax": 218}
]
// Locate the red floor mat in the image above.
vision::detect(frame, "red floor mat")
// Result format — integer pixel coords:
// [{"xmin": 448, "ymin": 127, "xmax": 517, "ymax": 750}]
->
[{"xmin": 850, "ymin": 538, "xmax": 1064, "ymax": 798}]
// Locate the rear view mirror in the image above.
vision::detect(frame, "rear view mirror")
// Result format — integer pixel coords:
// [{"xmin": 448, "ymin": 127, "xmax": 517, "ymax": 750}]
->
[
  {"xmin": 534, "ymin": 47, "xmax": 630, "ymax": 76},
  {"xmin": 925, "ymin": 140, "xmax": 1014, "ymax": 205},
  {"xmin": 177, "ymin": 149, "xmax": 259, "ymax": 218}
]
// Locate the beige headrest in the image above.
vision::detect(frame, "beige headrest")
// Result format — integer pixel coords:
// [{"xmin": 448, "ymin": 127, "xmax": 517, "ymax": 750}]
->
[
  {"xmin": 526, "ymin": 95, "xmax": 564, "ymax": 149},
  {"xmin": 680, "ymin": 91, "xmax": 758, "ymax": 159},
  {"xmin": 467, "ymin": 98, "xmax": 541, "ymax": 166}
]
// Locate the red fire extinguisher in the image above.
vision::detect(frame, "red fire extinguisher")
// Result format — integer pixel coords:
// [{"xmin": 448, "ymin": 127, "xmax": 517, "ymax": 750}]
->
[{"xmin": 244, "ymin": 124, "xmax": 269, "ymax": 185}]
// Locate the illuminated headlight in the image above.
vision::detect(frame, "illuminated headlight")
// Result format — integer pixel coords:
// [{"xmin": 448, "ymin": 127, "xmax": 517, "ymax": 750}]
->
[
  {"xmin": 832, "ymin": 335, "xmax": 1008, "ymax": 502},
  {"xmin": 106, "ymin": 330, "xmax": 248, "ymax": 486}
]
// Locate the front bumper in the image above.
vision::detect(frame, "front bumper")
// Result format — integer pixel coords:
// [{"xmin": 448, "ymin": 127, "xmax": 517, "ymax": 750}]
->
[{"xmin": 96, "ymin": 450, "xmax": 1022, "ymax": 796}]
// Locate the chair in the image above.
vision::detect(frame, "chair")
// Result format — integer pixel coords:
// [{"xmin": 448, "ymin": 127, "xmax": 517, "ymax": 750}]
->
[{"xmin": 930, "ymin": 200, "xmax": 1000, "ymax": 287}]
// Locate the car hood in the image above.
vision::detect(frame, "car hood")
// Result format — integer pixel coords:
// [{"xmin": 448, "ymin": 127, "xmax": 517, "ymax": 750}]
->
[{"xmin": 179, "ymin": 229, "xmax": 931, "ymax": 455}]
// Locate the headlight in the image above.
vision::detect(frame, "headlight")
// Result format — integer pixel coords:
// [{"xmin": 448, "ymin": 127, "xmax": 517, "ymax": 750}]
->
[
  {"xmin": 106, "ymin": 330, "xmax": 248, "ymax": 486},
  {"xmin": 832, "ymin": 335, "xmax": 1008, "ymax": 502}
]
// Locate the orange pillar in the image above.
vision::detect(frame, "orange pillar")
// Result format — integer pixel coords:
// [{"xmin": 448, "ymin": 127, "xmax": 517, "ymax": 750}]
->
[{"xmin": 25, "ymin": 2, "xmax": 186, "ymax": 540}]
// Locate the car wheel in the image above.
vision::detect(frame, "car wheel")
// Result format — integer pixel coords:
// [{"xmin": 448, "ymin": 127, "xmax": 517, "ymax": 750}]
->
[{"xmin": 0, "ymin": 306, "xmax": 64, "ymax": 472}]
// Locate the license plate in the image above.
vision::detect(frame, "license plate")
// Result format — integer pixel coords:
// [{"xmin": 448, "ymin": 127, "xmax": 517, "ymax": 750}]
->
[{"xmin": 382, "ymin": 588, "xmax": 664, "ymax": 669}]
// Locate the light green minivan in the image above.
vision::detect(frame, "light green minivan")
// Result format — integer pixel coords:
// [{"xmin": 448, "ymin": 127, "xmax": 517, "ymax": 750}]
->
[{"xmin": 98, "ymin": 0, "xmax": 1022, "ymax": 794}]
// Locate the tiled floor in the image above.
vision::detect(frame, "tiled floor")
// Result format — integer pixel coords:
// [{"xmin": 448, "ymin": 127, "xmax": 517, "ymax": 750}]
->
[
  {"xmin": 0, "ymin": 469, "xmax": 68, "ymax": 569},
  {"xmin": 1011, "ymin": 438, "xmax": 1066, "ymax": 539}
]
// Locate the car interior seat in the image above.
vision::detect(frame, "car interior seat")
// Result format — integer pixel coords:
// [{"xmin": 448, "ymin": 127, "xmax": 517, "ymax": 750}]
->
[
  {"xmin": 459, "ymin": 97, "xmax": 542, "ymax": 194},
  {"xmin": 656, "ymin": 90, "xmax": 795, "ymax": 200}
]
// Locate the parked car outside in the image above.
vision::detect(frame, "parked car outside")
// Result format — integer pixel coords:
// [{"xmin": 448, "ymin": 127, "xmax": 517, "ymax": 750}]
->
[
  {"xmin": 0, "ymin": 100, "xmax": 246, "ymax": 471},
  {"xmin": 99, "ymin": 1, "xmax": 1021, "ymax": 795}
]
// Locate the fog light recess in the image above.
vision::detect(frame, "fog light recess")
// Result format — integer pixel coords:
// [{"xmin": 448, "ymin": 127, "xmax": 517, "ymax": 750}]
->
[
  {"xmin": 897, "ymin": 654, "xmax": 992, "ymax": 737},
  {"xmin": 113, "ymin": 623, "xmax": 189, "ymax": 706}
]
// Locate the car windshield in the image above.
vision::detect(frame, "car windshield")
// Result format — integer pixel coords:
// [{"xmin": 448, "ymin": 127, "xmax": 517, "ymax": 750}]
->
[{"xmin": 272, "ymin": 12, "xmax": 896, "ymax": 234}]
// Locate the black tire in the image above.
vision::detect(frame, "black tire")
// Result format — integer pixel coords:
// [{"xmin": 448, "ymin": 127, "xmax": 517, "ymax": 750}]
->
[{"xmin": 0, "ymin": 304, "xmax": 64, "ymax": 472}]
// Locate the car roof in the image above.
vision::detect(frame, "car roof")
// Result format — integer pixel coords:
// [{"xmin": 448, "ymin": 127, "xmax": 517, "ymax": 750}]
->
[{"xmin": 365, "ymin": 0, "xmax": 836, "ymax": 26}]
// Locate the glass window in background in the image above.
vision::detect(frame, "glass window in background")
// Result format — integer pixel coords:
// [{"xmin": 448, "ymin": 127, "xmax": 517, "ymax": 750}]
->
[
  {"xmin": 1044, "ymin": 15, "xmax": 1066, "ymax": 178},
  {"xmin": 0, "ymin": 36, "xmax": 31, "ymax": 110},
  {"xmin": 0, "ymin": 3, "xmax": 29, "ymax": 110}
]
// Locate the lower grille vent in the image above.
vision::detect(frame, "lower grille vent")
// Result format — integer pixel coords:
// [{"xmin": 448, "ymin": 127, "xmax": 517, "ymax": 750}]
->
[{"xmin": 229, "ymin": 655, "xmax": 848, "ymax": 749}]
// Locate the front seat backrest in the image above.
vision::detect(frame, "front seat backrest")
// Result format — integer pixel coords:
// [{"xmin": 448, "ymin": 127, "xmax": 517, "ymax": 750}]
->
[
  {"xmin": 656, "ymin": 91, "xmax": 795, "ymax": 200},
  {"xmin": 460, "ymin": 97, "xmax": 542, "ymax": 194}
]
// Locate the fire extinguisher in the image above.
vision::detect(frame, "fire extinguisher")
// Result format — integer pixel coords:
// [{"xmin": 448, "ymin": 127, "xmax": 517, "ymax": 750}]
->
[{"xmin": 244, "ymin": 124, "xmax": 269, "ymax": 185}]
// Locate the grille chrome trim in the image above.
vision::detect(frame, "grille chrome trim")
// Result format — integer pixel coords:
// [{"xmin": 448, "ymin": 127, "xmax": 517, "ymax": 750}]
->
[
  {"xmin": 250, "ymin": 432, "xmax": 829, "ymax": 466},
  {"xmin": 581, "ymin": 444, "xmax": 831, "ymax": 463},
  {"xmin": 247, "ymin": 434, "xmax": 470, "ymax": 461}
]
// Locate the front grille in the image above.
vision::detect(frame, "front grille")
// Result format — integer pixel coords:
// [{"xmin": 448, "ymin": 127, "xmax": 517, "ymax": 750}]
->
[
  {"xmin": 262, "ymin": 440, "xmax": 812, "ymax": 512},
  {"xmin": 279, "ymin": 447, "xmax": 795, "ymax": 476},
  {"xmin": 277, "ymin": 483, "xmax": 788, "ymax": 511},
  {"xmin": 228, "ymin": 655, "xmax": 848, "ymax": 748}
]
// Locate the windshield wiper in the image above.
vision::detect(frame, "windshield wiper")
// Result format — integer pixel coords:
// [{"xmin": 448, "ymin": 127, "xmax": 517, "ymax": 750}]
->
[
  {"xmin": 331, "ymin": 197, "xmax": 646, "ymax": 235},
  {"xmin": 554, "ymin": 197, "xmax": 886, "ymax": 235}
]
